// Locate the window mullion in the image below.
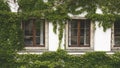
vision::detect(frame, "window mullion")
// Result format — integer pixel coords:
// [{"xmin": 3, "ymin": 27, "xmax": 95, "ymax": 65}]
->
[
  {"xmin": 84, "ymin": 20, "xmax": 87, "ymax": 45},
  {"xmin": 68, "ymin": 22, "xmax": 71, "ymax": 45},
  {"xmin": 77, "ymin": 20, "xmax": 80, "ymax": 46},
  {"xmin": 32, "ymin": 20, "xmax": 36, "ymax": 46},
  {"xmin": 40, "ymin": 22, "xmax": 44, "ymax": 45}
]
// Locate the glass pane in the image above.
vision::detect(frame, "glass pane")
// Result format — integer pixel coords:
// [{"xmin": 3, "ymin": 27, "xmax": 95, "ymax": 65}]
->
[
  {"xmin": 80, "ymin": 29, "xmax": 90, "ymax": 36},
  {"xmin": 80, "ymin": 36, "xmax": 84, "ymax": 45},
  {"xmin": 86, "ymin": 29, "xmax": 90, "ymax": 36},
  {"xmin": 114, "ymin": 20, "xmax": 120, "ymax": 46},
  {"xmin": 71, "ymin": 36, "xmax": 77, "ymax": 45},
  {"xmin": 80, "ymin": 21, "xmax": 85, "ymax": 28},
  {"xmin": 86, "ymin": 20, "xmax": 90, "ymax": 28},
  {"xmin": 69, "ymin": 19, "xmax": 90, "ymax": 47},
  {"xmin": 36, "ymin": 37, "xmax": 40, "ymax": 45},
  {"xmin": 115, "ymin": 37, "xmax": 120, "ymax": 45},
  {"xmin": 35, "ymin": 19, "xmax": 44, "ymax": 45},
  {"xmin": 80, "ymin": 36, "xmax": 89, "ymax": 45},
  {"xmin": 24, "ymin": 36, "xmax": 33, "ymax": 45},
  {"xmin": 80, "ymin": 29, "xmax": 84, "ymax": 36},
  {"xmin": 80, "ymin": 20, "xmax": 90, "ymax": 29},
  {"xmin": 24, "ymin": 21, "xmax": 33, "ymax": 36},
  {"xmin": 71, "ymin": 29, "xmax": 77, "ymax": 36},
  {"xmin": 86, "ymin": 36, "xmax": 90, "ymax": 45},
  {"xmin": 114, "ymin": 21, "xmax": 120, "ymax": 28},
  {"xmin": 114, "ymin": 29, "xmax": 120, "ymax": 36},
  {"xmin": 68, "ymin": 22, "xmax": 71, "ymax": 45},
  {"xmin": 71, "ymin": 20, "xmax": 78, "ymax": 28}
]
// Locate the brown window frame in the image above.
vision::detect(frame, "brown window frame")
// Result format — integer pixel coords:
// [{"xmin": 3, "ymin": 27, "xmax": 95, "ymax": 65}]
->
[
  {"xmin": 68, "ymin": 19, "xmax": 90, "ymax": 47},
  {"xmin": 22, "ymin": 19, "xmax": 45, "ymax": 47},
  {"xmin": 114, "ymin": 20, "xmax": 120, "ymax": 47}
]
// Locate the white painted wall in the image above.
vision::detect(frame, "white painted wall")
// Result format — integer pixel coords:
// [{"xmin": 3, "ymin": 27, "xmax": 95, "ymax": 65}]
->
[
  {"xmin": 48, "ymin": 23, "xmax": 65, "ymax": 51},
  {"xmin": 48, "ymin": 23, "xmax": 59, "ymax": 51},
  {"xmin": 7, "ymin": 0, "xmax": 19, "ymax": 12},
  {"xmin": 94, "ymin": 22, "xmax": 111, "ymax": 51},
  {"xmin": 94, "ymin": 7, "xmax": 111, "ymax": 51}
]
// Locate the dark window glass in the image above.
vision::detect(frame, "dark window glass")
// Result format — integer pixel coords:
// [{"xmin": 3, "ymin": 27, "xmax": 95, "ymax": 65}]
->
[
  {"xmin": 68, "ymin": 19, "xmax": 90, "ymax": 47},
  {"xmin": 114, "ymin": 20, "xmax": 120, "ymax": 47},
  {"xmin": 22, "ymin": 19, "xmax": 45, "ymax": 47}
]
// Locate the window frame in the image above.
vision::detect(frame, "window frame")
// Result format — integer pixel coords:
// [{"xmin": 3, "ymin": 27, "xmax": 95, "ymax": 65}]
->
[
  {"xmin": 111, "ymin": 20, "xmax": 120, "ymax": 50},
  {"xmin": 65, "ymin": 17, "xmax": 94, "ymax": 52},
  {"xmin": 68, "ymin": 19, "xmax": 91, "ymax": 47},
  {"xmin": 21, "ymin": 18, "xmax": 49, "ymax": 52},
  {"xmin": 22, "ymin": 19, "xmax": 45, "ymax": 47}
]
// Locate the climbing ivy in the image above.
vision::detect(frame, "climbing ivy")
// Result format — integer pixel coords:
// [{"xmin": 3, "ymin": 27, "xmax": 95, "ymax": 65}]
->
[
  {"xmin": 0, "ymin": 11, "xmax": 24, "ymax": 66},
  {"xmin": 13, "ymin": 0, "xmax": 120, "ymax": 48},
  {"xmin": 0, "ymin": 0, "xmax": 10, "ymax": 11},
  {"xmin": 0, "ymin": 11, "xmax": 24, "ymax": 53}
]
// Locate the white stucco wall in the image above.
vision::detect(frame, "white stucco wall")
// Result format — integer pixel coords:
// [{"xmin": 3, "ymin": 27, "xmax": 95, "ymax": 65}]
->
[
  {"xmin": 48, "ymin": 23, "xmax": 65, "ymax": 51},
  {"xmin": 48, "ymin": 23, "xmax": 59, "ymax": 51},
  {"xmin": 94, "ymin": 7, "xmax": 111, "ymax": 51},
  {"xmin": 94, "ymin": 22, "xmax": 111, "ymax": 51},
  {"xmin": 7, "ymin": 0, "xmax": 19, "ymax": 12}
]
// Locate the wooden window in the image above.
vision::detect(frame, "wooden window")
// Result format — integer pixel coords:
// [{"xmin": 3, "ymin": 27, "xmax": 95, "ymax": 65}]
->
[
  {"xmin": 68, "ymin": 19, "xmax": 90, "ymax": 47},
  {"xmin": 114, "ymin": 20, "xmax": 120, "ymax": 47},
  {"xmin": 22, "ymin": 19, "xmax": 45, "ymax": 47}
]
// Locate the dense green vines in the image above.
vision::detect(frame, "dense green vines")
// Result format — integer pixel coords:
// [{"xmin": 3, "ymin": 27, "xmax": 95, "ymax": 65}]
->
[
  {"xmin": 0, "ymin": 11, "xmax": 24, "ymax": 52},
  {"xmin": 0, "ymin": 0, "xmax": 10, "ymax": 11},
  {"xmin": 1, "ymin": 0, "xmax": 119, "ymax": 49},
  {"xmin": 0, "ymin": 11, "xmax": 24, "ymax": 66},
  {"xmin": 17, "ymin": 0, "xmax": 120, "ymax": 49}
]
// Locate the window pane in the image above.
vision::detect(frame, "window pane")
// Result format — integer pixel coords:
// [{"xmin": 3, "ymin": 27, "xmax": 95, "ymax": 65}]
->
[
  {"xmin": 114, "ymin": 21, "xmax": 120, "ymax": 28},
  {"xmin": 80, "ymin": 29, "xmax": 84, "ymax": 36},
  {"xmin": 80, "ymin": 20, "xmax": 85, "ymax": 28},
  {"xmin": 24, "ymin": 36, "xmax": 33, "ymax": 46},
  {"xmin": 80, "ymin": 36, "xmax": 89, "ymax": 45},
  {"xmin": 71, "ymin": 29, "xmax": 77, "ymax": 36},
  {"xmin": 35, "ymin": 20, "xmax": 45, "ymax": 45},
  {"xmin": 36, "ymin": 37, "xmax": 40, "ymax": 45},
  {"xmin": 114, "ymin": 29, "xmax": 120, "ymax": 36},
  {"xmin": 68, "ymin": 19, "xmax": 90, "ymax": 47},
  {"xmin": 80, "ymin": 20, "xmax": 90, "ymax": 29},
  {"xmin": 24, "ymin": 21, "xmax": 33, "ymax": 46},
  {"xmin": 23, "ymin": 19, "xmax": 45, "ymax": 47},
  {"xmin": 80, "ymin": 20, "xmax": 90, "ymax": 46},
  {"xmin": 115, "ymin": 37, "xmax": 120, "ymax": 46},
  {"xmin": 24, "ymin": 21, "xmax": 33, "ymax": 36},
  {"xmin": 71, "ymin": 36, "xmax": 77, "ymax": 45},
  {"xmin": 114, "ymin": 20, "xmax": 120, "ymax": 46},
  {"xmin": 86, "ymin": 36, "xmax": 90, "ymax": 45},
  {"xmin": 80, "ymin": 36, "xmax": 84, "ymax": 45},
  {"xmin": 71, "ymin": 20, "xmax": 78, "ymax": 28}
]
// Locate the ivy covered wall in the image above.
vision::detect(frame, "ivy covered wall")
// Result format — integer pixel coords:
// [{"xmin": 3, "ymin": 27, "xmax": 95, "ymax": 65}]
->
[
  {"xmin": 0, "ymin": 0, "xmax": 24, "ymax": 66},
  {"xmin": 0, "ymin": 0, "xmax": 120, "ymax": 50},
  {"xmin": 17, "ymin": 0, "xmax": 120, "ymax": 47}
]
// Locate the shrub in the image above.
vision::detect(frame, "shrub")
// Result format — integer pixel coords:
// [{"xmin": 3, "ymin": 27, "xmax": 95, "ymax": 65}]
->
[
  {"xmin": 0, "ymin": 12, "xmax": 24, "ymax": 68},
  {"xmin": 110, "ymin": 52, "xmax": 120, "ymax": 68},
  {"xmin": 80, "ymin": 52, "xmax": 112, "ymax": 68},
  {"xmin": 2, "ymin": 49, "xmax": 120, "ymax": 68}
]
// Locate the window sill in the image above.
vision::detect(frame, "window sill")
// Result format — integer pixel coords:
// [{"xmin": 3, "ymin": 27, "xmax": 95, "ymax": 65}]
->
[
  {"xmin": 66, "ymin": 48, "xmax": 94, "ymax": 53},
  {"xmin": 18, "ymin": 47, "xmax": 48, "ymax": 54},
  {"xmin": 112, "ymin": 47, "xmax": 120, "ymax": 51}
]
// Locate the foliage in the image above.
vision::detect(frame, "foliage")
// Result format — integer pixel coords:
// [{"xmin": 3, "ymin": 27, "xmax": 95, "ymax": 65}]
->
[
  {"xmin": 17, "ymin": 0, "xmax": 120, "ymax": 47},
  {"xmin": 80, "ymin": 52, "xmax": 112, "ymax": 68},
  {"xmin": 0, "ymin": 11, "xmax": 24, "ymax": 67},
  {"xmin": 0, "ymin": 50, "xmax": 120, "ymax": 68},
  {"xmin": 0, "ymin": 0, "xmax": 10, "ymax": 11},
  {"xmin": 0, "ymin": 0, "xmax": 120, "ymax": 68},
  {"xmin": 0, "ymin": 0, "xmax": 119, "ymax": 49}
]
